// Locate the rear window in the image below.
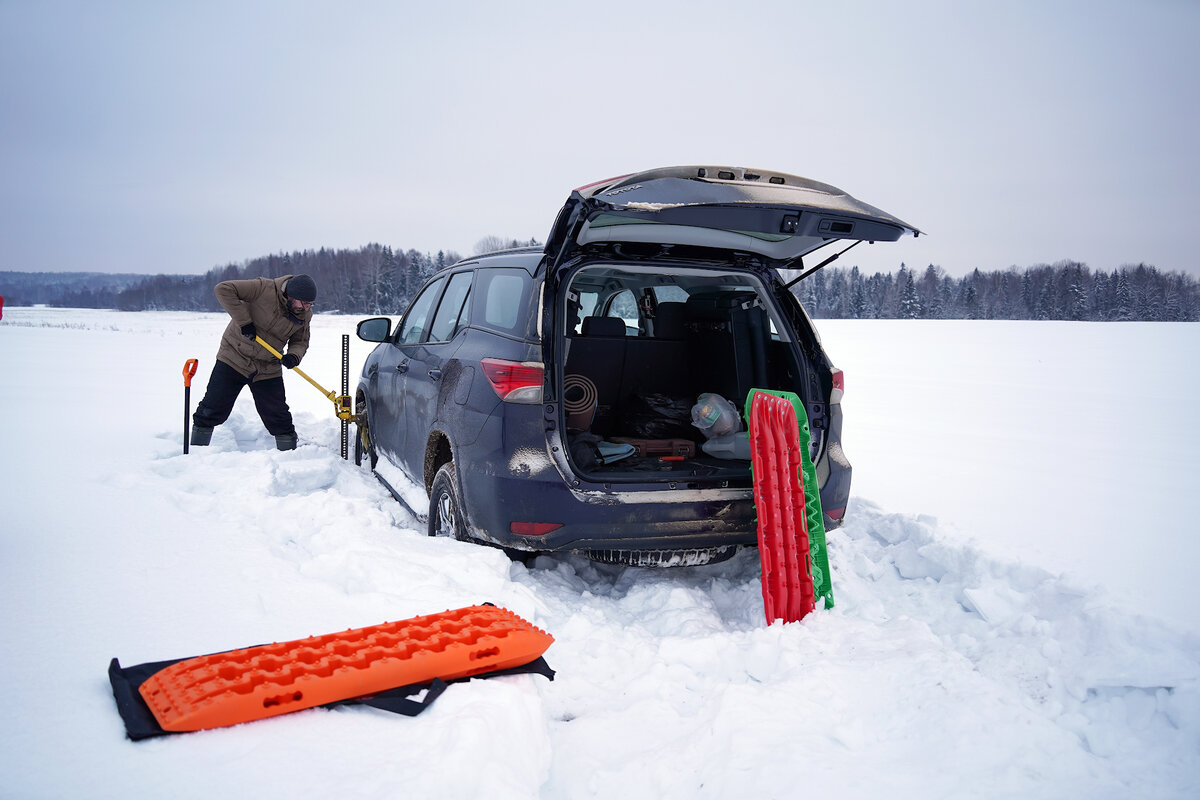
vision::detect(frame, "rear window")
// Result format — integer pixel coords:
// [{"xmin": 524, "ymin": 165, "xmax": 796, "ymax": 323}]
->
[{"xmin": 565, "ymin": 263, "xmax": 794, "ymax": 342}]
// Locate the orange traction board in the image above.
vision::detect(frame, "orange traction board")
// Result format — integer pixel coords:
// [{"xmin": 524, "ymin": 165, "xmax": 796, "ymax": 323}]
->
[{"xmin": 138, "ymin": 605, "xmax": 553, "ymax": 732}]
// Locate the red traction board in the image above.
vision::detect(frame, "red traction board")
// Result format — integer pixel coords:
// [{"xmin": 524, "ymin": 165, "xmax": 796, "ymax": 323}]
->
[
  {"xmin": 138, "ymin": 605, "xmax": 553, "ymax": 732},
  {"xmin": 748, "ymin": 391, "xmax": 817, "ymax": 623}
]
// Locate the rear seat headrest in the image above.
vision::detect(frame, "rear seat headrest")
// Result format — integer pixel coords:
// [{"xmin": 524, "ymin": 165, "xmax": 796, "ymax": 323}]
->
[
  {"xmin": 581, "ymin": 316, "xmax": 626, "ymax": 337},
  {"xmin": 654, "ymin": 302, "xmax": 686, "ymax": 339}
]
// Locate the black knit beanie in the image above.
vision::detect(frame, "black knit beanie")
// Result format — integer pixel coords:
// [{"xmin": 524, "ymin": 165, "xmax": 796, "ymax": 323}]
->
[{"xmin": 286, "ymin": 274, "xmax": 317, "ymax": 302}]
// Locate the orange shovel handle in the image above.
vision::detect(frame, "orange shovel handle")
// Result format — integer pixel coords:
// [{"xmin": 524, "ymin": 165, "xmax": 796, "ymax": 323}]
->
[{"xmin": 183, "ymin": 358, "xmax": 198, "ymax": 387}]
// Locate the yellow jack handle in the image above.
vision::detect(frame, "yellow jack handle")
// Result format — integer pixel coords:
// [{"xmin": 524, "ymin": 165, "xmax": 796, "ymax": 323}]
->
[{"xmin": 255, "ymin": 336, "xmax": 355, "ymax": 421}]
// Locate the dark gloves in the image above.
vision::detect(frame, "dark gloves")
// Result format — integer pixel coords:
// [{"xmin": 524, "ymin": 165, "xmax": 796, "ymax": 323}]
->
[
  {"xmin": 281, "ymin": 354, "xmax": 300, "ymax": 369},
  {"xmin": 240, "ymin": 323, "xmax": 257, "ymax": 341}
]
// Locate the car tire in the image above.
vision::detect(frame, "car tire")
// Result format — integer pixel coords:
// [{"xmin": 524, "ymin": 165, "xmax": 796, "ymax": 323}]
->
[
  {"xmin": 428, "ymin": 462, "xmax": 466, "ymax": 540},
  {"xmin": 353, "ymin": 410, "xmax": 377, "ymax": 469}
]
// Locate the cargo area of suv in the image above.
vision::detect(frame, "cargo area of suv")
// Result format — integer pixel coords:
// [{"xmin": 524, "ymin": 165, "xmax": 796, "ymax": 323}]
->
[{"xmin": 557, "ymin": 261, "xmax": 829, "ymax": 488}]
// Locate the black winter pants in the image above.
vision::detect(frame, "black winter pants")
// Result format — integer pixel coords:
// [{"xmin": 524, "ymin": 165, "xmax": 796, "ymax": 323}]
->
[{"xmin": 193, "ymin": 359, "xmax": 295, "ymax": 436}]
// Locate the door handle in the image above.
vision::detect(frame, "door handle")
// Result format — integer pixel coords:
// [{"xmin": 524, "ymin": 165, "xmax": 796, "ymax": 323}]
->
[
  {"xmin": 396, "ymin": 361, "xmax": 408, "ymax": 374},
  {"xmin": 428, "ymin": 368, "xmax": 443, "ymax": 381}
]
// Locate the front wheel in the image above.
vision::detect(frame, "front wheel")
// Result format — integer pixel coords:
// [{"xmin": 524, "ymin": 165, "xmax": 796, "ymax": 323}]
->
[
  {"xmin": 428, "ymin": 462, "xmax": 466, "ymax": 540},
  {"xmin": 353, "ymin": 406, "xmax": 377, "ymax": 469}
]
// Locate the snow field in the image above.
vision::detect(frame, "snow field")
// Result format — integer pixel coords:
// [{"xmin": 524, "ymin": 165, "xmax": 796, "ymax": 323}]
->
[{"xmin": 1, "ymin": 307, "xmax": 1197, "ymax": 799}]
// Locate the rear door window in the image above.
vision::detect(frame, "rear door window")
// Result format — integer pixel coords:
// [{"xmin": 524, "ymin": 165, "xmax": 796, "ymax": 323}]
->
[{"xmin": 427, "ymin": 271, "xmax": 473, "ymax": 342}]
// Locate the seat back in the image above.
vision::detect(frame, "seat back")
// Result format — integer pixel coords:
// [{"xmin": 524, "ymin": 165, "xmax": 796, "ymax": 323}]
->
[
  {"xmin": 619, "ymin": 302, "xmax": 693, "ymax": 422},
  {"xmin": 684, "ymin": 292, "xmax": 768, "ymax": 407},
  {"xmin": 564, "ymin": 316, "xmax": 627, "ymax": 435}
]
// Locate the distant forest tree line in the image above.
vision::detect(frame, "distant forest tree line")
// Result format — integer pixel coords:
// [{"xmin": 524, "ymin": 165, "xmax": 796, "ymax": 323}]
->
[
  {"xmin": 2, "ymin": 245, "xmax": 1197, "ymax": 322},
  {"xmin": 797, "ymin": 261, "xmax": 1198, "ymax": 321}
]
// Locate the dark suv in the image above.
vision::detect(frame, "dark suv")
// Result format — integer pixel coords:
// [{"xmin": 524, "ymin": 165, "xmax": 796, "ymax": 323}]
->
[{"xmin": 354, "ymin": 166, "xmax": 918, "ymax": 566}]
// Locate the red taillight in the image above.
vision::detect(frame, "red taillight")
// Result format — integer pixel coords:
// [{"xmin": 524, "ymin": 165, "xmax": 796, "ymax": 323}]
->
[
  {"xmin": 510, "ymin": 522, "xmax": 563, "ymax": 537},
  {"xmin": 830, "ymin": 368, "xmax": 845, "ymax": 404},
  {"xmin": 481, "ymin": 358, "xmax": 543, "ymax": 403},
  {"xmin": 825, "ymin": 507, "xmax": 846, "ymax": 522}
]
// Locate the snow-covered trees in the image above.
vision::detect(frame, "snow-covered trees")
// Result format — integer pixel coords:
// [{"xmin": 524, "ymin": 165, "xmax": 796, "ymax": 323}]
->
[
  {"xmin": 5, "ymin": 251, "xmax": 1197, "ymax": 320},
  {"xmin": 795, "ymin": 260, "xmax": 1198, "ymax": 321}
]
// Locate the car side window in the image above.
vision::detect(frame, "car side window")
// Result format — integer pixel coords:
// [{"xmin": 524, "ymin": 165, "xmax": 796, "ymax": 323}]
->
[
  {"xmin": 606, "ymin": 290, "xmax": 636, "ymax": 321},
  {"xmin": 396, "ymin": 277, "xmax": 445, "ymax": 345},
  {"xmin": 604, "ymin": 290, "xmax": 639, "ymax": 334},
  {"xmin": 472, "ymin": 268, "xmax": 534, "ymax": 337},
  {"xmin": 484, "ymin": 274, "xmax": 523, "ymax": 328},
  {"xmin": 427, "ymin": 271, "xmax": 473, "ymax": 343},
  {"xmin": 652, "ymin": 286, "xmax": 688, "ymax": 304}
]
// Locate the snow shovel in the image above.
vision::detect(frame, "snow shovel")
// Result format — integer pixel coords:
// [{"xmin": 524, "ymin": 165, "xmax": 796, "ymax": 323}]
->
[
  {"xmin": 182, "ymin": 359, "xmax": 198, "ymax": 454},
  {"xmin": 254, "ymin": 336, "xmax": 353, "ymax": 421}
]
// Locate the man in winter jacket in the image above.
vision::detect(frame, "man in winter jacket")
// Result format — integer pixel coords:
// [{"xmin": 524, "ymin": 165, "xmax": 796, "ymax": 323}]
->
[{"xmin": 190, "ymin": 274, "xmax": 317, "ymax": 450}]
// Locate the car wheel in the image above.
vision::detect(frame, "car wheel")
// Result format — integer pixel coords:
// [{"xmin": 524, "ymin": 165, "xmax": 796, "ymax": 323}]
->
[
  {"xmin": 428, "ymin": 462, "xmax": 466, "ymax": 540},
  {"xmin": 353, "ymin": 410, "xmax": 377, "ymax": 469}
]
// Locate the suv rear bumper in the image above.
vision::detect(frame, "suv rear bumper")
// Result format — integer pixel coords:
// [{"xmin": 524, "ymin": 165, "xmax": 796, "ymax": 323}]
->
[{"xmin": 457, "ymin": 463, "xmax": 760, "ymax": 553}]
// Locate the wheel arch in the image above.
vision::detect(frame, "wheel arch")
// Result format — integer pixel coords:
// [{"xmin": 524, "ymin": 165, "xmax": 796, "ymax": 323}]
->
[
  {"xmin": 423, "ymin": 430, "xmax": 453, "ymax": 495},
  {"xmin": 354, "ymin": 385, "xmax": 373, "ymax": 424}
]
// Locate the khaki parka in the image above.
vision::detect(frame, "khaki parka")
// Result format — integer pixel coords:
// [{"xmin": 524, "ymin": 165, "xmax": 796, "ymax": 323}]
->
[{"xmin": 214, "ymin": 275, "xmax": 312, "ymax": 382}]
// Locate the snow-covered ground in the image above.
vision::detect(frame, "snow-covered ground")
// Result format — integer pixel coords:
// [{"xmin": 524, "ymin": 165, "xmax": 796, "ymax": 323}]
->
[{"xmin": 1, "ymin": 307, "xmax": 1197, "ymax": 799}]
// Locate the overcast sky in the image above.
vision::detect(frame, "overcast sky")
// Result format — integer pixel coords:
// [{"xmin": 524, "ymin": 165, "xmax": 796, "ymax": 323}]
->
[{"xmin": 2, "ymin": 0, "xmax": 1198, "ymax": 278}]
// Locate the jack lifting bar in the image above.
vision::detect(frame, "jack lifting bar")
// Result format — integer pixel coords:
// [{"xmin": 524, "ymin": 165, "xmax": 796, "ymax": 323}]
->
[{"xmin": 255, "ymin": 335, "xmax": 355, "ymax": 458}]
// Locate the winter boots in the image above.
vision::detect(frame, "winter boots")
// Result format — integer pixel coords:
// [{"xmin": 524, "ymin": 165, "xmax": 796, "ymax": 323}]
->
[{"xmin": 190, "ymin": 426, "xmax": 296, "ymax": 450}]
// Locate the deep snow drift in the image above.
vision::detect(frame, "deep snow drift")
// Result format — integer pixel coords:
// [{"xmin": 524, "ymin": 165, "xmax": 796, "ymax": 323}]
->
[{"xmin": 1, "ymin": 308, "xmax": 1197, "ymax": 799}]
